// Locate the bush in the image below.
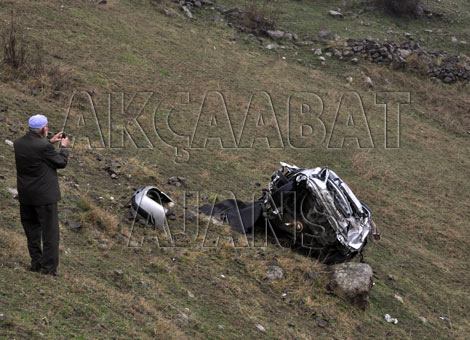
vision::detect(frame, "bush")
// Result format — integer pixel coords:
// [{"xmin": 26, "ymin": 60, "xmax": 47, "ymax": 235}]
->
[
  {"xmin": 375, "ymin": 0, "xmax": 420, "ymax": 16},
  {"xmin": 1, "ymin": 17, "xmax": 26, "ymax": 69},
  {"xmin": 242, "ymin": 0, "xmax": 279, "ymax": 33},
  {"xmin": 1, "ymin": 13, "xmax": 74, "ymax": 97}
]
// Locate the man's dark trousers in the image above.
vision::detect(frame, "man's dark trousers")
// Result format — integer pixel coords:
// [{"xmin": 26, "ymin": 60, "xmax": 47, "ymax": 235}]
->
[{"xmin": 20, "ymin": 203, "xmax": 59, "ymax": 272}]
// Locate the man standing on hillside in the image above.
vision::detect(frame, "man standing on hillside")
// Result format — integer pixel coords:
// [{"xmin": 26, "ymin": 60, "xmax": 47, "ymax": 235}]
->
[{"xmin": 14, "ymin": 114, "xmax": 69, "ymax": 276}]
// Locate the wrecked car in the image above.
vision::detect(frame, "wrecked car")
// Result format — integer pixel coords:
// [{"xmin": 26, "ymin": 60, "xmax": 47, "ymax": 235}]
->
[
  {"xmin": 130, "ymin": 186, "xmax": 175, "ymax": 227},
  {"xmin": 200, "ymin": 162, "xmax": 379, "ymax": 263},
  {"xmin": 263, "ymin": 162, "xmax": 379, "ymax": 263}
]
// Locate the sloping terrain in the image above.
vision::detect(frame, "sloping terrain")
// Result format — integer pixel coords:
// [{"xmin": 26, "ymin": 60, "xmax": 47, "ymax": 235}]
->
[{"xmin": 0, "ymin": 0, "xmax": 469, "ymax": 339}]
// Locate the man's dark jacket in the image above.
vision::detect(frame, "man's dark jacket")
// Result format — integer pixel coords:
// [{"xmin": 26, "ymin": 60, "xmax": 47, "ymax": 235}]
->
[{"xmin": 14, "ymin": 132, "xmax": 68, "ymax": 206}]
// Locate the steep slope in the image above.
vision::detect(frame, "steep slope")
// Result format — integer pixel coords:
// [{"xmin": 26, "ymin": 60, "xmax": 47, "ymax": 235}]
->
[{"xmin": 0, "ymin": 0, "xmax": 469, "ymax": 339}]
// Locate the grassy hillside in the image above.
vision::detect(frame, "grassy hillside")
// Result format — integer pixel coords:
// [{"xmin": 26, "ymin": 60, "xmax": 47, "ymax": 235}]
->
[{"xmin": 0, "ymin": 0, "xmax": 469, "ymax": 339}]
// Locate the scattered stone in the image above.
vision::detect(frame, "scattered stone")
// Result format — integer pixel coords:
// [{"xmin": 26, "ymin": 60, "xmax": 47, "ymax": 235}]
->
[
  {"xmin": 255, "ymin": 324, "xmax": 265, "ymax": 332},
  {"xmin": 314, "ymin": 48, "xmax": 322, "ymax": 55},
  {"xmin": 267, "ymin": 30, "xmax": 284, "ymax": 40},
  {"xmin": 398, "ymin": 48, "xmax": 412, "ymax": 59},
  {"xmin": 404, "ymin": 32, "xmax": 412, "ymax": 39},
  {"xmin": 318, "ymin": 56, "xmax": 326, "ymax": 62},
  {"xmin": 113, "ymin": 269, "xmax": 124, "ymax": 277},
  {"xmin": 218, "ymin": 324, "xmax": 224, "ymax": 330},
  {"xmin": 168, "ymin": 176, "xmax": 187, "ymax": 187},
  {"xmin": 384, "ymin": 313, "xmax": 398, "ymax": 324},
  {"xmin": 163, "ymin": 8, "xmax": 178, "ymax": 16},
  {"xmin": 316, "ymin": 318, "xmax": 328, "ymax": 328},
  {"xmin": 329, "ymin": 10, "xmax": 343, "ymax": 19},
  {"xmin": 104, "ymin": 166, "xmax": 118, "ymax": 179},
  {"xmin": 318, "ymin": 30, "xmax": 331, "ymax": 39},
  {"xmin": 284, "ymin": 32, "xmax": 293, "ymax": 40},
  {"xmin": 394, "ymin": 294, "xmax": 404, "ymax": 303},
  {"xmin": 328, "ymin": 262, "xmax": 373, "ymax": 310},
  {"xmin": 266, "ymin": 43, "xmax": 278, "ymax": 50},
  {"xmin": 325, "ymin": 52, "xmax": 332, "ymax": 57},
  {"xmin": 4, "ymin": 139, "xmax": 13, "ymax": 147},
  {"xmin": 351, "ymin": 57, "xmax": 358, "ymax": 64},
  {"xmin": 364, "ymin": 76, "xmax": 373, "ymax": 88},
  {"xmin": 387, "ymin": 274, "xmax": 395, "ymax": 281},
  {"xmin": 263, "ymin": 265, "xmax": 284, "ymax": 281},
  {"xmin": 67, "ymin": 221, "xmax": 82, "ymax": 229},
  {"xmin": 418, "ymin": 316, "xmax": 428, "ymax": 324},
  {"xmin": 288, "ymin": 322, "xmax": 295, "ymax": 328},
  {"xmin": 346, "ymin": 76, "xmax": 353, "ymax": 83},
  {"xmin": 178, "ymin": 312, "xmax": 189, "ymax": 324},
  {"xmin": 334, "ymin": 33, "xmax": 341, "ymax": 41},
  {"xmin": 451, "ymin": 37, "xmax": 457, "ymax": 43},
  {"xmin": 181, "ymin": 6, "xmax": 193, "ymax": 19},
  {"xmin": 7, "ymin": 187, "xmax": 18, "ymax": 199},
  {"xmin": 187, "ymin": 290, "xmax": 195, "ymax": 298}
]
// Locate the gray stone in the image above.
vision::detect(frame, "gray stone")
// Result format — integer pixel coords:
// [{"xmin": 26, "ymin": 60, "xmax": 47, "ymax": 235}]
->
[
  {"xmin": 318, "ymin": 30, "xmax": 331, "ymax": 39},
  {"xmin": 7, "ymin": 187, "xmax": 18, "ymax": 199},
  {"xmin": 267, "ymin": 30, "xmax": 285, "ymax": 40},
  {"xmin": 67, "ymin": 221, "xmax": 82, "ymax": 229},
  {"xmin": 328, "ymin": 262, "xmax": 373, "ymax": 310},
  {"xmin": 266, "ymin": 43, "xmax": 278, "ymax": 50},
  {"xmin": 398, "ymin": 49, "xmax": 412, "ymax": 59},
  {"xmin": 255, "ymin": 324, "xmax": 266, "ymax": 332},
  {"xmin": 181, "ymin": 6, "xmax": 193, "ymax": 19},
  {"xmin": 4, "ymin": 139, "xmax": 13, "ymax": 147},
  {"xmin": 263, "ymin": 265, "xmax": 284, "ymax": 281}
]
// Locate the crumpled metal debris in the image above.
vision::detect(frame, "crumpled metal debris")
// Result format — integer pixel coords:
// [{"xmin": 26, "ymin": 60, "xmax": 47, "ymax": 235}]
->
[
  {"xmin": 130, "ymin": 186, "xmax": 175, "ymax": 227},
  {"xmin": 384, "ymin": 314, "xmax": 398, "ymax": 324}
]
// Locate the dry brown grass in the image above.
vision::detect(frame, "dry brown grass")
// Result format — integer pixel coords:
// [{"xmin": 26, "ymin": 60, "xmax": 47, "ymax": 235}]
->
[{"xmin": 79, "ymin": 196, "xmax": 120, "ymax": 235}]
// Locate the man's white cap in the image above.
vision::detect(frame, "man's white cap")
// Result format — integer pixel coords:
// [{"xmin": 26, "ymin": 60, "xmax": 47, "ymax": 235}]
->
[{"xmin": 28, "ymin": 114, "xmax": 48, "ymax": 129}]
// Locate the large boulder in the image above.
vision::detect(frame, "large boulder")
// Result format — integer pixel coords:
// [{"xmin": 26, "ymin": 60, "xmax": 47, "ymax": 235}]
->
[{"xmin": 328, "ymin": 262, "xmax": 373, "ymax": 310}]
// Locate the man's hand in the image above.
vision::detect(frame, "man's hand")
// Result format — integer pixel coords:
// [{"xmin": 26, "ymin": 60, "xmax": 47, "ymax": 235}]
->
[
  {"xmin": 60, "ymin": 137, "xmax": 70, "ymax": 148},
  {"xmin": 50, "ymin": 131, "xmax": 64, "ymax": 144}
]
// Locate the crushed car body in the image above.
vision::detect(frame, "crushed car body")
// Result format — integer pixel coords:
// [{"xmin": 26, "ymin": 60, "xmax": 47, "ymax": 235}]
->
[
  {"xmin": 264, "ymin": 162, "xmax": 379, "ymax": 262},
  {"xmin": 130, "ymin": 186, "xmax": 175, "ymax": 227},
  {"xmin": 200, "ymin": 162, "xmax": 379, "ymax": 263}
]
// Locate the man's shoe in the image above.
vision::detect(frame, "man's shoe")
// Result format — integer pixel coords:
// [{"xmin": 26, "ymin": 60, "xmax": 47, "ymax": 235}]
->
[{"xmin": 41, "ymin": 269, "xmax": 59, "ymax": 276}]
